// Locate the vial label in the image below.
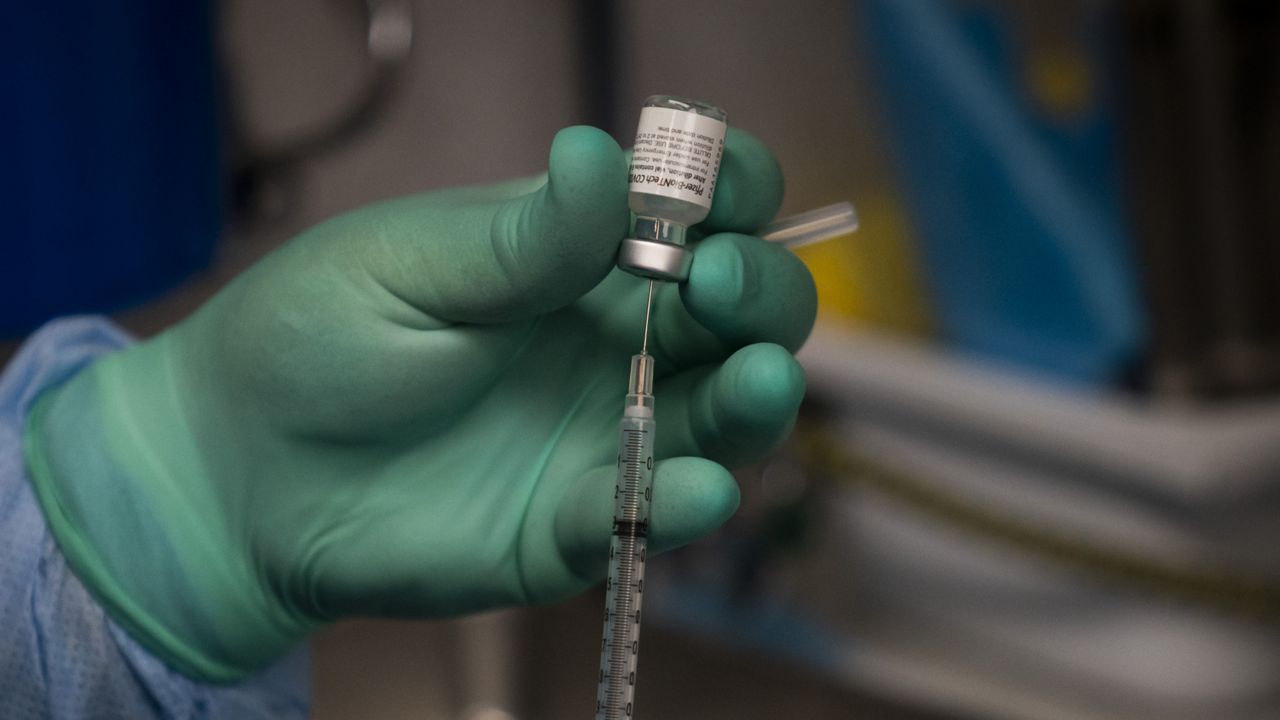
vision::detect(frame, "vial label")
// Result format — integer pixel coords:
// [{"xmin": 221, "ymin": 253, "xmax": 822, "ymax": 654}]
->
[{"xmin": 628, "ymin": 106, "xmax": 726, "ymax": 209}]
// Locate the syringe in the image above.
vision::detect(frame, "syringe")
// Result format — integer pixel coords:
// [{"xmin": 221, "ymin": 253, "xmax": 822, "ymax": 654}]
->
[
  {"xmin": 594, "ymin": 289, "xmax": 657, "ymax": 720},
  {"xmin": 594, "ymin": 201, "xmax": 857, "ymax": 720}
]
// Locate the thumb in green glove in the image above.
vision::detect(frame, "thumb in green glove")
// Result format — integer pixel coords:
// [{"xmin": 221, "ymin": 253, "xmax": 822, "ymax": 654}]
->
[{"xmin": 24, "ymin": 125, "xmax": 816, "ymax": 681}]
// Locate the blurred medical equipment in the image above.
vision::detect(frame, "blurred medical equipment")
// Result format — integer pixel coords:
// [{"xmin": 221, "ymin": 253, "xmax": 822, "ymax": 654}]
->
[
  {"xmin": 761, "ymin": 202, "xmax": 859, "ymax": 250},
  {"xmin": 797, "ymin": 326, "xmax": 1280, "ymax": 720},
  {"xmin": 1116, "ymin": 0, "xmax": 1280, "ymax": 397},
  {"xmin": 641, "ymin": 323, "xmax": 1280, "ymax": 719},
  {"xmin": 861, "ymin": 0, "xmax": 1280, "ymax": 397},
  {"xmin": 862, "ymin": 0, "xmax": 1144, "ymax": 387},
  {"xmin": 0, "ymin": 0, "xmax": 413, "ymax": 338},
  {"xmin": 229, "ymin": 0, "xmax": 414, "ymax": 221},
  {"xmin": 792, "ymin": 193, "xmax": 933, "ymax": 336},
  {"xmin": 1, "ymin": 3, "xmax": 222, "ymax": 338}
]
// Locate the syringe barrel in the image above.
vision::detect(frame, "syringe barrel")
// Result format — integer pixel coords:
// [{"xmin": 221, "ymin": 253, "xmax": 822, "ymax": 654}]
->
[{"xmin": 596, "ymin": 409, "xmax": 655, "ymax": 720}]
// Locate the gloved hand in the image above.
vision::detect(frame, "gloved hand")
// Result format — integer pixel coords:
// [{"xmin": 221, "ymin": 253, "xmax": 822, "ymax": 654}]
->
[{"xmin": 24, "ymin": 126, "xmax": 815, "ymax": 682}]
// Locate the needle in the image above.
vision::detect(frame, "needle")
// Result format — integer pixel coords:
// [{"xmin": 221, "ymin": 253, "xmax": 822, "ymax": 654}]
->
[{"xmin": 640, "ymin": 279, "xmax": 656, "ymax": 355}]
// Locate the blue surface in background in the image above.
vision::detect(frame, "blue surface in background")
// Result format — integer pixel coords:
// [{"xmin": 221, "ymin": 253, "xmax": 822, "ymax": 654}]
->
[
  {"xmin": 0, "ymin": 1, "xmax": 221, "ymax": 338},
  {"xmin": 861, "ymin": 0, "xmax": 1145, "ymax": 386}
]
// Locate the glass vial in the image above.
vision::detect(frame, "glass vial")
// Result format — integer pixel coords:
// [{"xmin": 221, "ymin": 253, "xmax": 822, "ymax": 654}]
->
[{"xmin": 617, "ymin": 95, "xmax": 727, "ymax": 281}]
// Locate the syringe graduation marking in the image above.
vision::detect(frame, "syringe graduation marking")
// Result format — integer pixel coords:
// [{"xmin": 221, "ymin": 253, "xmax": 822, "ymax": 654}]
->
[{"xmin": 596, "ymin": 419, "xmax": 653, "ymax": 719}]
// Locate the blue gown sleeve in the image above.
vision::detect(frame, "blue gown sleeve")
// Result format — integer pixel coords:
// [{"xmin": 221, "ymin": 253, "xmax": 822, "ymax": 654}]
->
[{"xmin": 0, "ymin": 317, "xmax": 310, "ymax": 720}]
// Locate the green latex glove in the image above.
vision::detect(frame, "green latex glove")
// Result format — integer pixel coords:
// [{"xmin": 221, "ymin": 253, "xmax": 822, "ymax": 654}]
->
[{"xmin": 24, "ymin": 126, "xmax": 816, "ymax": 682}]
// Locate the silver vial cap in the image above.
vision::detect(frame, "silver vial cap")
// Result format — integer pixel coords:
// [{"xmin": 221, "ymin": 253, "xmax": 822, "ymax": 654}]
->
[{"xmin": 617, "ymin": 238, "xmax": 693, "ymax": 282}]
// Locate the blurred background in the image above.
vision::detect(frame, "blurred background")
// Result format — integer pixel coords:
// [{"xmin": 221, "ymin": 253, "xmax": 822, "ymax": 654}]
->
[{"xmin": 4, "ymin": 0, "xmax": 1280, "ymax": 717}]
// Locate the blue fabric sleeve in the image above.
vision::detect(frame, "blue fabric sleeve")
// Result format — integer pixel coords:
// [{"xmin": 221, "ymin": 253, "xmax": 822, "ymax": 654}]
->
[{"xmin": 1, "ymin": 317, "xmax": 310, "ymax": 719}]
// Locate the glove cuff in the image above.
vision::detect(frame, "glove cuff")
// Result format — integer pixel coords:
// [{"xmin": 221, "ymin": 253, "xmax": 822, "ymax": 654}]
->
[{"xmin": 23, "ymin": 335, "xmax": 314, "ymax": 682}]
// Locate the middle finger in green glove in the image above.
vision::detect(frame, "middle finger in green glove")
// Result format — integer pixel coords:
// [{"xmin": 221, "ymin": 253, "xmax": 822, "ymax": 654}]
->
[{"xmin": 652, "ymin": 232, "xmax": 818, "ymax": 367}]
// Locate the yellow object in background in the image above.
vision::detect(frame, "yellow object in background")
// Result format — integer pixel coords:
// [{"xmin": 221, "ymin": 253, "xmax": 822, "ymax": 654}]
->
[{"xmin": 793, "ymin": 192, "xmax": 932, "ymax": 336}]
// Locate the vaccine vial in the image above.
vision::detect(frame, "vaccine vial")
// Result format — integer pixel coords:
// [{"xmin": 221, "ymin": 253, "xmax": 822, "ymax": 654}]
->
[{"xmin": 617, "ymin": 95, "xmax": 727, "ymax": 282}]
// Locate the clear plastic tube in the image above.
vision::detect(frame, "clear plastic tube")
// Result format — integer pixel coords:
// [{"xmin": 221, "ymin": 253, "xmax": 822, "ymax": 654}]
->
[{"xmin": 760, "ymin": 201, "xmax": 859, "ymax": 249}]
